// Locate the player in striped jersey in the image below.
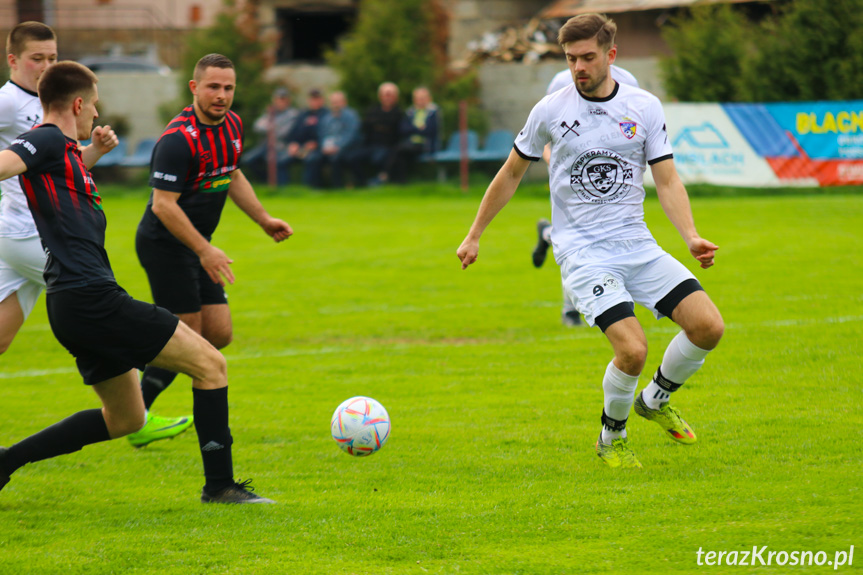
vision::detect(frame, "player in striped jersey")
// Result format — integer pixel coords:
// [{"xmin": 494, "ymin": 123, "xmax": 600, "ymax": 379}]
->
[
  {"xmin": 0, "ymin": 61, "xmax": 274, "ymax": 503},
  {"xmin": 128, "ymin": 54, "xmax": 293, "ymax": 448}
]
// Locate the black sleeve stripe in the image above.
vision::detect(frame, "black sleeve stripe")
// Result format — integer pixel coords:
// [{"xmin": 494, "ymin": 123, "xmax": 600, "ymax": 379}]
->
[
  {"xmin": 648, "ymin": 153, "xmax": 674, "ymax": 166},
  {"xmin": 514, "ymin": 143, "xmax": 540, "ymax": 162}
]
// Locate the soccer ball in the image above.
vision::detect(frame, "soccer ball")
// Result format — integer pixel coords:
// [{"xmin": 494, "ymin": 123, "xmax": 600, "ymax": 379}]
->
[{"xmin": 330, "ymin": 396, "xmax": 391, "ymax": 457}]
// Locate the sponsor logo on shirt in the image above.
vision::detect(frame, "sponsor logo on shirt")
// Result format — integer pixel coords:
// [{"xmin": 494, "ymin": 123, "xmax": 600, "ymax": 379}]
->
[
  {"xmin": 11, "ymin": 138, "xmax": 37, "ymax": 155},
  {"xmin": 201, "ymin": 174, "xmax": 232, "ymax": 193},
  {"xmin": 153, "ymin": 171, "xmax": 179, "ymax": 183}
]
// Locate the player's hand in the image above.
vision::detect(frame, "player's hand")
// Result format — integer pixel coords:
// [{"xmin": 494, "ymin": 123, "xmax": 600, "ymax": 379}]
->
[
  {"xmin": 262, "ymin": 217, "xmax": 293, "ymax": 242},
  {"xmin": 90, "ymin": 125, "xmax": 119, "ymax": 155},
  {"xmin": 200, "ymin": 244, "xmax": 235, "ymax": 286},
  {"xmin": 457, "ymin": 237, "xmax": 479, "ymax": 270},
  {"xmin": 688, "ymin": 237, "xmax": 719, "ymax": 269}
]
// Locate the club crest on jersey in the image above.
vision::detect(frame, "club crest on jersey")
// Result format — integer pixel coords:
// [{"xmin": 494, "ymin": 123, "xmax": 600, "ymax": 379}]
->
[
  {"xmin": 570, "ymin": 148, "xmax": 633, "ymax": 203},
  {"xmin": 619, "ymin": 117, "xmax": 637, "ymax": 139},
  {"xmin": 185, "ymin": 125, "xmax": 198, "ymax": 138}
]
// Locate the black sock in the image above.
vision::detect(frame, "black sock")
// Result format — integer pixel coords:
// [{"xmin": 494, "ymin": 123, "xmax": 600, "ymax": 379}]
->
[
  {"xmin": 193, "ymin": 387, "xmax": 234, "ymax": 494},
  {"xmin": 0, "ymin": 409, "xmax": 110, "ymax": 475},
  {"xmin": 140, "ymin": 366, "xmax": 179, "ymax": 410}
]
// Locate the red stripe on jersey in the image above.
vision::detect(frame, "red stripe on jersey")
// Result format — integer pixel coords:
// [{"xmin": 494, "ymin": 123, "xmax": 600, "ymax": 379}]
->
[
  {"xmin": 42, "ymin": 173, "xmax": 60, "ymax": 213},
  {"xmin": 63, "ymin": 147, "xmax": 81, "ymax": 213},
  {"xmin": 21, "ymin": 177, "xmax": 39, "ymax": 215},
  {"xmin": 207, "ymin": 129, "xmax": 220, "ymax": 171},
  {"xmin": 217, "ymin": 124, "xmax": 229, "ymax": 167}
]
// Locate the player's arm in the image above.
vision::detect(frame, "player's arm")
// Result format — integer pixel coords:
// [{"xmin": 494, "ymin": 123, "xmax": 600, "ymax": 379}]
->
[
  {"xmin": 151, "ymin": 188, "xmax": 235, "ymax": 286},
  {"xmin": 0, "ymin": 150, "xmax": 28, "ymax": 181},
  {"xmin": 227, "ymin": 168, "xmax": 293, "ymax": 242},
  {"xmin": 457, "ymin": 149, "xmax": 531, "ymax": 270},
  {"xmin": 80, "ymin": 125, "xmax": 119, "ymax": 169},
  {"xmin": 651, "ymin": 158, "xmax": 718, "ymax": 269}
]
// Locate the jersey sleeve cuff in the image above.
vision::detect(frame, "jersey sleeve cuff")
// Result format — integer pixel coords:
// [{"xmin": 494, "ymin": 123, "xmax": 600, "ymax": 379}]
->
[
  {"xmin": 514, "ymin": 144, "xmax": 540, "ymax": 162},
  {"xmin": 648, "ymin": 153, "xmax": 674, "ymax": 166}
]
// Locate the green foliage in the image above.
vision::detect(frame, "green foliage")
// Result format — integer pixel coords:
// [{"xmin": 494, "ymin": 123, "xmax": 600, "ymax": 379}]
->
[
  {"xmin": 163, "ymin": 0, "xmax": 273, "ymax": 134},
  {"xmin": 326, "ymin": 0, "xmax": 488, "ymax": 140},
  {"xmin": 744, "ymin": 0, "xmax": 863, "ymax": 101},
  {"xmin": 326, "ymin": 0, "xmax": 435, "ymax": 112},
  {"xmin": 660, "ymin": 4, "xmax": 750, "ymax": 102},
  {"xmin": 2, "ymin": 190, "xmax": 862, "ymax": 573},
  {"xmin": 661, "ymin": 0, "xmax": 863, "ymax": 102}
]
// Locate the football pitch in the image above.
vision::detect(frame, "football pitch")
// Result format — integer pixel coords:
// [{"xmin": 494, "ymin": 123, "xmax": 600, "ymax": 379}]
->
[{"xmin": 1, "ymin": 185, "xmax": 861, "ymax": 574}]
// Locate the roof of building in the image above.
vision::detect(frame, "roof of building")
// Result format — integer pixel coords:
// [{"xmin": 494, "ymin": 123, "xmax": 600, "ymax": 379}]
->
[{"xmin": 539, "ymin": 0, "xmax": 772, "ymax": 18}]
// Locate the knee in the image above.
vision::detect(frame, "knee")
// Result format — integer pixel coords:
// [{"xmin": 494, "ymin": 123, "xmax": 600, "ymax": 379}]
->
[
  {"xmin": 689, "ymin": 312, "xmax": 725, "ymax": 350},
  {"xmin": 196, "ymin": 347, "xmax": 228, "ymax": 389},
  {"xmin": 616, "ymin": 341, "xmax": 648, "ymax": 375},
  {"xmin": 203, "ymin": 326, "xmax": 233, "ymax": 350},
  {"xmin": 107, "ymin": 411, "xmax": 148, "ymax": 438}
]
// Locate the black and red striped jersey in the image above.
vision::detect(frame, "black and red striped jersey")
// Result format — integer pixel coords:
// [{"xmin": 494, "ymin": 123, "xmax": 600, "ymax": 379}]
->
[
  {"xmin": 137, "ymin": 105, "xmax": 245, "ymax": 251},
  {"xmin": 7, "ymin": 124, "xmax": 115, "ymax": 292}
]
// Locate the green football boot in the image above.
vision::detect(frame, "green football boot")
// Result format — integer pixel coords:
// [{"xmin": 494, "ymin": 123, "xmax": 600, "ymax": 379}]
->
[
  {"xmin": 595, "ymin": 434, "xmax": 642, "ymax": 468},
  {"xmin": 127, "ymin": 413, "xmax": 194, "ymax": 448},
  {"xmin": 634, "ymin": 392, "xmax": 697, "ymax": 444}
]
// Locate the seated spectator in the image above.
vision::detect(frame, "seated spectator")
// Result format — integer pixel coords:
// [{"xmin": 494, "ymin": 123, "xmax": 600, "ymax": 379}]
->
[
  {"xmin": 305, "ymin": 91, "xmax": 360, "ymax": 189},
  {"xmin": 284, "ymin": 88, "xmax": 329, "ymax": 186},
  {"xmin": 345, "ymin": 82, "xmax": 402, "ymax": 186},
  {"xmin": 389, "ymin": 86, "xmax": 441, "ymax": 183},
  {"xmin": 242, "ymin": 87, "xmax": 299, "ymax": 184}
]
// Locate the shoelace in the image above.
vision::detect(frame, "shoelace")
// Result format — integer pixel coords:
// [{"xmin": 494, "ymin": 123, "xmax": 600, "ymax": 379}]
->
[
  {"xmin": 611, "ymin": 438, "xmax": 638, "ymax": 464},
  {"xmin": 662, "ymin": 405, "xmax": 685, "ymax": 426},
  {"xmin": 235, "ymin": 478, "xmax": 256, "ymax": 492}
]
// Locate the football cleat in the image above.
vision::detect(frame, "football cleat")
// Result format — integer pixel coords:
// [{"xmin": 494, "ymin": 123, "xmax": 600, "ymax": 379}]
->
[
  {"xmin": 127, "ymin": 413, "xmax": 194, "ymax": 448},
  {"xmin": 561, "ymin": 310, "xmax": 582, "ymax": 326},
  {"xmin": 634, "ymin": 392, "xmax": 697, "ymax": 444},
  {"xmin": 595, "ymin": 434, "xmax": 642, "ymax": 468},
  {"xmin": 532, "ymin": 219, "xmax": 551, "ymax": 268},
  {"xmin": 201, "ymin": 479, "xmax": 276, "ymax": 504}
]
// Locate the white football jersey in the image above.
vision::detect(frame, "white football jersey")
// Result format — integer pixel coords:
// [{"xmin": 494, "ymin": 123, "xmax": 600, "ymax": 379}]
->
[
  {"xmin": 515, "ymin": 81, "xmax": 673, "ymax": 263},
  {"xmin": 547, "ymin": 65, "xmax": 639, "ymax": 95},
  {"xmin": 0, "ymin": 81, "xmax": 42, "ymax": 238}
]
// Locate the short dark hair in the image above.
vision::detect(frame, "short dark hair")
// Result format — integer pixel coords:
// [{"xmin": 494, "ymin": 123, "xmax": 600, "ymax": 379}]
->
[
  {"xmin": 557, "ymin": 14, "xmax": 617, "ymax": 51},
  {"xmin": 6, "ymin": 21, "xmax": 56, "ymax": 57},
  {"xmin": 37, "ymin": 61, "xmax": 98, "ymax": 113},
  {"xmin": 193, "ymin": 53, "xmax": 234, "ymax": 82}
]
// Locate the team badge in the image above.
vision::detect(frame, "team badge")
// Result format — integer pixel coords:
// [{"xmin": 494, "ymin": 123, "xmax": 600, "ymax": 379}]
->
[
  {"xmin": 570, "ymin": 148, "xmax": 633, "ymax": 203},
  {"xmin": 619, "ymin": 117, "xmax": 637, "ymax": 139}
]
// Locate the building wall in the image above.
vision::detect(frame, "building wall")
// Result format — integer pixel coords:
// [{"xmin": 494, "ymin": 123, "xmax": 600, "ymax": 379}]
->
[{"xmin": 442, "ymin": 0, "xmax": 549, "ymax": 61}]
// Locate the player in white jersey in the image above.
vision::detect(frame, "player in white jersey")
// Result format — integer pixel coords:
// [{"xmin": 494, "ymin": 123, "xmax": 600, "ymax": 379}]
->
[
  {"xmin": 534, "ymin": 64, "xmax": 641, "ymax": 327},
  {"xmin": 0, "ymin": 22, "xmax": 121, "ymax": 356},
  {"xmin": 458, "ymin": 14, "xmax": 724, "ymax": 468}
]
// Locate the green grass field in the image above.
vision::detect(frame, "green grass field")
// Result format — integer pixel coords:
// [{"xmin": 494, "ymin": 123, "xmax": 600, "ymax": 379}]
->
[{"xmin": 1, "ymin": 183, "xmax": 861, "ymax": 574}]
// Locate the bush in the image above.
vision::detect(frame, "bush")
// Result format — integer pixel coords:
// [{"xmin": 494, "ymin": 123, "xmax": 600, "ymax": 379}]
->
[
  {"xmin": 326, "ymin": 0, "xmax": 488, "ymax": 140},
  {"xmin": 660, "ymin": 0, "xmax": 863, "ymax": 102}
]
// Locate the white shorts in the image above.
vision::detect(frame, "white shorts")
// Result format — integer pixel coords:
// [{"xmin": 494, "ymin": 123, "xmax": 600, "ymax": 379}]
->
[
  {"xmin": 560, "ymin": 239, "xmax": 697, "ymax": 328},
  {"xmin": 0, "ymin": 235, "xmax": 47, "ymax": 318}
]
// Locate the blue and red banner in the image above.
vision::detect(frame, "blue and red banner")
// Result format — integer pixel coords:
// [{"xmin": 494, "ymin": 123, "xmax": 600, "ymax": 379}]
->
[{"xmin": 651, "ymin": 101, "xmax": 863, "ymax": 187}]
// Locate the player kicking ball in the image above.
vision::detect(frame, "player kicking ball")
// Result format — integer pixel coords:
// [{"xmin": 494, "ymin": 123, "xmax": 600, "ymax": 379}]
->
[
  {"xmin": 0, "ymin": 61, "xmax": 273, "ymax": 503},
  {"xmin": 457, "ymin": 13, "xmax": 724, "ymax": 468}
]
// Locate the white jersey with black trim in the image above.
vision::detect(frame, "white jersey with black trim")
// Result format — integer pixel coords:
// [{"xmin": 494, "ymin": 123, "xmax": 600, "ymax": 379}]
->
[
  {"xmin": 0, "ymin": 81, "xmax": 43, "ymax": 239},
  {"xmin": 547, "ymin": 65, "xmax": 639, "ymax": 96},
  {"xmin": 514, "ymin": 81, "xmax": 673, "ymax": 263}
]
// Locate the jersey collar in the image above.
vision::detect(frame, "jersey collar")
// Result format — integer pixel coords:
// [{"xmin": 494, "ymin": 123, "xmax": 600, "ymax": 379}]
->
[
  {"xmin": 9, "ymin": 80, "xmax": 38, "ymax": 97},
  {"xmin": 577, "ymin": 81, "xmax": 619, "ymax": 103}
]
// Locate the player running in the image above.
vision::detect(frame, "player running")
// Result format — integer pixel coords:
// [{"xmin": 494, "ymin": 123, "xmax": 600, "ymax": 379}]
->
[{"xmin": 457, "ymin": 13, "xmax": 724, "ymax": 468}]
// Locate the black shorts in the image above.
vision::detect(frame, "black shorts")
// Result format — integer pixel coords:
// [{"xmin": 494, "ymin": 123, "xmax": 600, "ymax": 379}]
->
[
  {"xmin": 46, "ymin": 283, "xmax": 179, "ymax": 385},
  {"xmin": 136, "ymin": 232, "xmax": 227, "ymax": 314}
]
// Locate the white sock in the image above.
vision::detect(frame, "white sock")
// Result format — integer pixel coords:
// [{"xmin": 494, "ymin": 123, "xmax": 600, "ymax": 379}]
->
[
  {"xmin": 642, "ymin": 332, "xmax": 710, "ymax": 409},
  {"xmin": 542, "ymin": 225, "xmax": 552, "ymax": 243},
  {"xmin": 601, "ymin": 361, "xmax": 639, "ymax": 442}
]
